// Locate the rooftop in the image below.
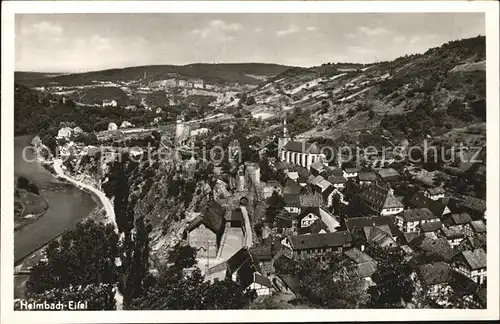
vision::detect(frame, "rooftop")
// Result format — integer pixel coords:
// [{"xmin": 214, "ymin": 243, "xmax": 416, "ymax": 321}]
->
[
  {"xmin": 427, "ymin": 187, "xmax": 446, "ymax": 195},
  {"xmin": 470, "ymin": 220, "xmax": 486, "ymax": 233},
  {"xmin": 344, "ymin": 215, "xmax": 401, "ymax": 238},
  {"xmin": 409, "ymin": 192, "xmax": 449, "ymax": 217},
  {"xmin": 419, "ymin": 220, "xmax": 443, "ymax": 233},
  {"xmin": 358, "ymin": 172, "xmax": 378, "ymax": 181},
  {"xmin": 359, "ymin": 183, "xmax": 404, "ymax": 211},
  {"xmin": 451, "ymin": 213, "xmax": 473, "ymax": 225},
  {"xmin": 441, "ymin": 225, "xmax": 464, "ymax": 239},
  {"xmin": 300, "ymin": 193, "xmax": 321, "ymax": 208},
  {"xmin": 328, "ymin": 175, "xmax": 347, "ymax": 184},
  {"xmin": 284, "ymin": 141, "xmax": 321, "ymax": 154},
  {"xmin": 461, "ymin": 249, "xmax": 486, "ymax": 270},
  {"xmin": 344, "ymin": 167, "xmax": 360, "ymax": 173},
  {"xmin": 402, "ymin": 208, "xmax": 438, "ymax": 222},
  {"xmin": 377, "ymin": 168, "xmax": 400, "ymax": 180},
  {"xmin": 287, "ymin": 231, "xmax": 352, "ymax": 251}
]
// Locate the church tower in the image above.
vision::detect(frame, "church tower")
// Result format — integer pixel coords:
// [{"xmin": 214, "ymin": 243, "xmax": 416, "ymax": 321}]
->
[
  {"xmin": 175, "ymin": 114, "xmax": 185, "ymax": 146},
  {"xmin": 277, "ymin": 115, "xmax": 291, "ymax": 160}
]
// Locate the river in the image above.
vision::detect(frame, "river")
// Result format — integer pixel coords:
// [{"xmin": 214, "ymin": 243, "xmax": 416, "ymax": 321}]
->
[{"xmin": 14, "ymin": 136, "xmax": 97, "ymax": 264}]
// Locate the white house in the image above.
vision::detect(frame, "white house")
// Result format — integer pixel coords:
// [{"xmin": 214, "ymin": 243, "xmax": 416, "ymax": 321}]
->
[
  {"xmin": 395, "ymin": 208, "xmax": 440, "ymax": 233},
  {"xmin": 452, "ymin": 249, "xmax": 487, "ymax": 285},
  {"xmin": 359, "ymin": 184, "xmax": 405, "ymax": 216},
  {"xmin": 343, "ymin": 167, "xmax": 360, "ymax": 180},
  {"xmin": 249, "ymin": 273, "xmax": 273, "ymax": 296},
  {"xmin": 108, "ymin": 122, "xmax": 118, "ymax": 131},
  {"xmin": 102, "ymin": 99, "xmax": 118, "ymax": 107},
  {"xmin": 425, "ymin": 187, "xmax": 446, "ymax": 200},
  {"xmin": 300, "ymin": 212, "xmax": 320, "ymax": 228}
]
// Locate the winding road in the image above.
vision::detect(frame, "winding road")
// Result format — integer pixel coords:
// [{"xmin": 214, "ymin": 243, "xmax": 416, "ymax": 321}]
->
[{"xmin": 53, "ymin": 159, "xmax": 117, "ymax": 231}]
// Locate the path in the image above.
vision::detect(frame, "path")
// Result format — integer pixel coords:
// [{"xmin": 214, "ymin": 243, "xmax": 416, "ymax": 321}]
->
[
  {"xmin": 240, "ymin": 206, "xmax": 253, "ymax": 248},
  {"xmin": 53, "ymin": 159, "xmax": 117, "ymax": 231}
]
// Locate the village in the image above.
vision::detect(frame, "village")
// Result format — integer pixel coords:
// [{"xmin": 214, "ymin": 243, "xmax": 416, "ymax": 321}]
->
[{"xmin": 141, "ymin": 112, "xmax": 487, "ymax": 308}]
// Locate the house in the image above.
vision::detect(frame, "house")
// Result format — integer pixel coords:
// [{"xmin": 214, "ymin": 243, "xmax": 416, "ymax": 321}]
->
[
  {"xmin": 417, "ymin": 262, "xmax": 452, "ymax": 304},
  {"xmin": 283, "ymin": 231, "xmax": 352, "ymax": 261},
  {"xmin": 357, "ymin": 172, "xmax": 378, "ymax": 186},
  {"xmin": 343, "ymin": 167, "xmax": 360, "ymax": 180},
  {"xmin": 344, "ymin": 215, "xmax": 401, "ymax": 242},
  {"xmin": 102, "ymin": 99, "xmax": 118, "ymax": 107},
  {"xmin": 299, "ymin": 192, "xmax": 322, "ymax": 209},
  {"xmin": 424, "ymin": 187, "xmax": 446, "ymax": 200},
  {"xmin": 283, "ymin": 194, "xmax": 301, "ymax": 215},
  {"xmin": 452, "ymin": 249, "xmax": 487, "ymax": 285},
  {"xmin": 313, "ymin": 177, "xmax": 334, "ymax": 196},
  {"xmin": 249, "ymin": 237, "xmax": 279, "ymax": 275},
  {"xmin": 185, "ymin": 200, "xmax": 226, "ymax": 258},
  {"xmin": 358, "ymin": 183, "xmax": 405, "ymax": 216},
  {"xmin": 395, "ymin": 208, "xmax": 440, "ymax": 233},
  {"xmin": 328, "ymin": 174, "xmax": 347, "ymax": 190},
  {"xmin": 299, "ymin": 207, "xmax": 321, "ymax": 228},
  {"xmin": 108, "ymin": 122, "xmax": 118, "ymax": 131},
  {"xmin": 226, "ymin": 247, "xmax": 273, "ymax": 296},
  {"xmin": 439, "ymin": 225, "xmax": 465, "ymax": 247},
  {"xmin": 377, "ymin": 168, "xmax": 400, "ymax": 183},
  {"xmin": 280, "ymin": 140, "xmax": 326, "ymax": 170},
  {"xmin": 447, "ymin": 213, "xmax": 473, "ymax": 230},
  {"xmin": 310, "ymin": 160, "xmax": 326, "ymax": 176},
  {"xmin": 297, "ymin": 219, "xmax": 329, "ymax": 235},
  {"xmin": 283, "ymin": 178, "xmax": 301, "ymax": 195},
  {"xmin": 464, "ymin": 220, "xmax": 486, "ymax": 238},
  {"xmin": 419, "ymin": 220, "xmax": 443, "ymax": 237},
  {"xmin": 344, "ymin": 248, "xmax": 377, "ymax": 281},
  {"xmin": 363, "ymin": 224, "xmax": 399, "ymax": 248},
  {"xmin": 274, "ymin": 211, "xmax": 299, "ymax": 236},
  {"xmin": 409, "ymin": 193, "xmax": 451, "ymax": 218}
]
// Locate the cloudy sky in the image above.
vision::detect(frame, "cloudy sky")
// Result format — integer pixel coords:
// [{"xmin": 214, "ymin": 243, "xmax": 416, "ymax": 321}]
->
[{"xmin": 15, "ymin": 13, "xmax": 484, "ymax": 72}]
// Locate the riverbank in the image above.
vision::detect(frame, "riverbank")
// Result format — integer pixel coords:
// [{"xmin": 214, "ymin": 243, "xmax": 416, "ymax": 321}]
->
[
  {"xmin": 52, "ymin": 159, "xmax": 117, "ymax": 230},
  {"xmin": 14, "ymin": 136, "xmax": 98, "ymax": 263}
]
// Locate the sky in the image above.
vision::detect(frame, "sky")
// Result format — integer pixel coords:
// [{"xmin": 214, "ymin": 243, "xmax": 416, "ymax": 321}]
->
[{"xmin": 15, "ymin": 13, "xmax": 485, "ymax": 72}]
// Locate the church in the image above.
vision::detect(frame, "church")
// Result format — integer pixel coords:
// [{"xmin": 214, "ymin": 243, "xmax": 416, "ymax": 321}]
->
[{"xmin": 278, "ymin": 117, "xmax": 326, "ymax": 170}]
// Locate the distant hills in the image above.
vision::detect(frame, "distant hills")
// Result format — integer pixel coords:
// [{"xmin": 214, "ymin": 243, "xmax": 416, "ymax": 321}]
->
[
  {"xmin": 231, "ymin": 35, "xmax": 486, "ymax": 142},
  {"xmin": 15, "ymin": 63, "xmax": 295, "ymax": 87}
]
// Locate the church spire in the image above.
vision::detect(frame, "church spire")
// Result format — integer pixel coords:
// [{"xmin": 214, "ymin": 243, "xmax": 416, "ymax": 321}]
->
[{"xmin": 283, "ymin": 114, "xmax": 289, "ymax": 138}]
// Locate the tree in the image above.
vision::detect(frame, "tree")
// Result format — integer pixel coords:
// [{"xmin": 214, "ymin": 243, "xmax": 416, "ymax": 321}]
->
[
  {"xmin": 26, "ymin": 221, "xmax": 119, "ymax": 295},
  {"xmin": 128, "ymin": 267, "xmax": 256, "ymax": 310},
  {"xmin": 366, "ymin": 245, "xmax": 416, "ymax": 308},
  {"xmin": 122, "ymin": 215, "xmax": 152, "ymax": 306},
  {"xmin": 321, "ymin": 100, "xmax": 330, "ymax": 113},
  {"xmin": 168, "ymin": 243, "xmax": 197, "ymax": 269},
  {"xmin": 368, "ymin": 109, "xmax": 375, "ymax": 120},
  {"xmin": 246, "ymin": 96, "xmax": 256, "ymax": 106},
  {"xmin": 285, "ymin": 258, "xmax": 367, "ymax": 308},
  {"xmin": 114, "ymin": 163, "xmax": 133, "ymax": 234}
]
